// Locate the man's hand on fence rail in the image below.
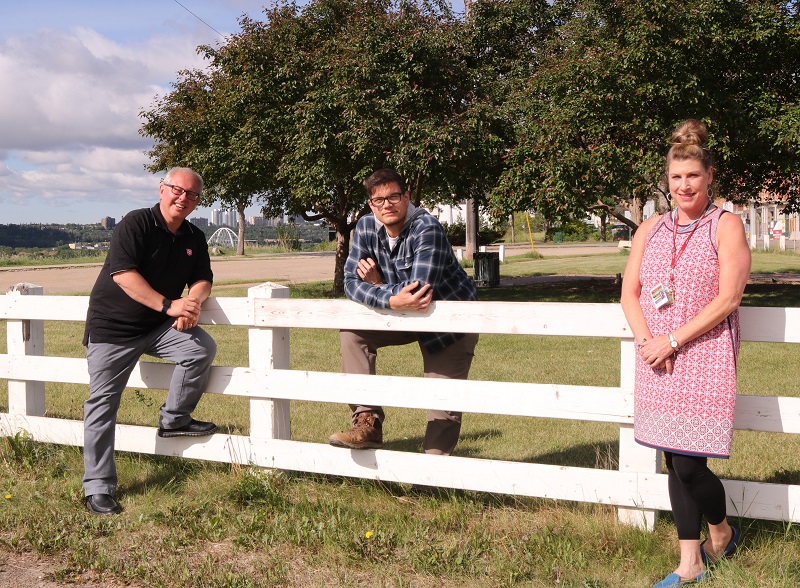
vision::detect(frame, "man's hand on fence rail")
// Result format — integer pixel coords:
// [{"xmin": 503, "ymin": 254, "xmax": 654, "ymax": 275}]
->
[{"xmin": 389, "ymin": 281, "xmax": 433, "ymax": 312}]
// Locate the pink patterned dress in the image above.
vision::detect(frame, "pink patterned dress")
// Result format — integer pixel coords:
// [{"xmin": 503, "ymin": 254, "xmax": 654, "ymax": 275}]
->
[{"xmin": 634, "ymin": 207, "xmax": 740, "ymax": 458}]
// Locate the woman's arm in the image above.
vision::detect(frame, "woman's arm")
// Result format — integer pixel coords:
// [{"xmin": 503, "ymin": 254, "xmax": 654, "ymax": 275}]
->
[
  {"xmin": 620, "ymin": 215, "xmax": 680, "ymax": 373},
  {"xmin": 669, "ymin": 212, "xmax": 751, "ymax": 348},
  {"xmin": 621, "ymin": 216, "xmax": 658, "ymax": 344}
]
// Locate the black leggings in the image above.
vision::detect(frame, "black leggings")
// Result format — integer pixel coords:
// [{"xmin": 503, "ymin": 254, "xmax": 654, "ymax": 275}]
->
[{"xmin": 665, "ymin": 452, "xmax": 727, "ymax": 540}]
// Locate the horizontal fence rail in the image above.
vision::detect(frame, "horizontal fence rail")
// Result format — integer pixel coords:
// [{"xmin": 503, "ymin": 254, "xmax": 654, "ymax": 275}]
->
[{"xmin": 1, "ymin": 282, "xmax": 799, "ymax": 530}]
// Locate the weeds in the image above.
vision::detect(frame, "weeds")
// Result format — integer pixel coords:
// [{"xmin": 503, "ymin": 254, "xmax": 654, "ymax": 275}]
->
[{"xmin": 1, "ymin": 252, "xmax": 799, "ymax": 585}]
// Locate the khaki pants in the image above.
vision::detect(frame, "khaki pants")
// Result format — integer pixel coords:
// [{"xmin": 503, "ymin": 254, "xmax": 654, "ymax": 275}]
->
[{"xmin": 339, "ymin": 329, "xmax": 479, "ymax": 455}]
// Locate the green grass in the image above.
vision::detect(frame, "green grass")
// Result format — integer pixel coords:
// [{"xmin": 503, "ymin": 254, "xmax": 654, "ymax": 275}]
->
[
  {"xmin": 0, "ymin": 254, "xmax": 106, "ymax": 267},
  {"xmin": 0, "ymin": 252, "xmax": 799, "ymax": 586}
]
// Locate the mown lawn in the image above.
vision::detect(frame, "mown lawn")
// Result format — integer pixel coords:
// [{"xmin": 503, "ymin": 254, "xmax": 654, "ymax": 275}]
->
[{"xmin": 1, "ymin": 251, "xmax": 799, "ymax": 587}]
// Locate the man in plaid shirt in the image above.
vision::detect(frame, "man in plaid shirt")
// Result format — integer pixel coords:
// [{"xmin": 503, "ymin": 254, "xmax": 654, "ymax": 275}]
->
[{"xmin": 329, "ymin": 168, "xmax": 479, "ymax": 455}]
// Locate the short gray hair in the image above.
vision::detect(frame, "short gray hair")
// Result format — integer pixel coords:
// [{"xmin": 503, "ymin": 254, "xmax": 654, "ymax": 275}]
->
[{"xmin": 163, "ymin": 167, "xmax": 204, "ymax": 192}]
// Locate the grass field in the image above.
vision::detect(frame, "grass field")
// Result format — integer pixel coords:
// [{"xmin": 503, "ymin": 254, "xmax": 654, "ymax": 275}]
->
[{"xmin": 1, "ymin": 250, "xmax": 799, "ymax": 587}]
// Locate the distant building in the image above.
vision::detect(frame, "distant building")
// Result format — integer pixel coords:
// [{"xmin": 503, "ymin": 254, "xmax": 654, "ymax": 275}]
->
[
  {"xmin": 191, "ymin": 217, "xmax": 209, "ymax": 227},
  {"xmin": 249, "ymin": 215, "xmax": 266, "ymax": 227},
  {"xmin": 210, "ymin": 208, "xmax": 237, "ymax": 227},
  {"xmin": 100, "ymin": 217, "xmax": 115, "ymax": 229}
]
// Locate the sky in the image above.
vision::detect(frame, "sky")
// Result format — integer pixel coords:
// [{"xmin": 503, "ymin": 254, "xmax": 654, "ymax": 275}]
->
[{"xmin": 0, "ymin": 1, "xmax": 466, "ymax": 226}]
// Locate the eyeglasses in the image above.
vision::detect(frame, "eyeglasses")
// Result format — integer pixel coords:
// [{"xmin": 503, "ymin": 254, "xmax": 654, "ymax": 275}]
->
[
  {"xmin": 369, "ymin": 192, "xmax": 404, "ymax": 207},
  {"xmin": 163, "ymin": 183, "xmax": 201, "ymax": 202}
]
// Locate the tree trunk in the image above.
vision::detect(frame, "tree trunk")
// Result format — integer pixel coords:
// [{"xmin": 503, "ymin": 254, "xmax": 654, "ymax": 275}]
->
[
  {"xmin": 236, "ymin": 205, "xmax": 246, "ymax": 255},
  {"xmin": 465, "ymin": 198, "xmax": 478, "ymax": 260},
  {"xmin": 629, "ymin": 197, "xmax": 644, "ymax": 226},
  {"xmin": 333, "ymin": 226, "xmax": 350, "ymax": 297}
]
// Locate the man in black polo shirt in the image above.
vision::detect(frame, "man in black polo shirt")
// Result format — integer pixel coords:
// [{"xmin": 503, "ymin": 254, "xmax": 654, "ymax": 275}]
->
[{"xmin": 82, "ymin": 167, "xmax": 217, "ymax": 515}]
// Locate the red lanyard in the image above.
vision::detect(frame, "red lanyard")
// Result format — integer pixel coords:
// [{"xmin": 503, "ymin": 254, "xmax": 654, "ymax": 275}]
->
[{"xmin": 670, "ymin": 204, "xmax": 714, "ymax": 280}]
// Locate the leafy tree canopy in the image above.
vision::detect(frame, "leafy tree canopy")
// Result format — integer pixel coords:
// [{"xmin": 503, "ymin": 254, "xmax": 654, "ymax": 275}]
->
[
  {"xmin": 490, "ymin": 0, "xmax": 800, "ymax": 228},
  {"xmin": 141, "ymin": 0, "xmax": 531, "ymax": 293}
]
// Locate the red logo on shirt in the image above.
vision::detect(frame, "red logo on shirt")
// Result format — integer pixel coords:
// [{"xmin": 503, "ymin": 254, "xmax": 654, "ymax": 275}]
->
[{"xmin": 186, "ymin": 249, "xmax": 193, "ymax": 256}]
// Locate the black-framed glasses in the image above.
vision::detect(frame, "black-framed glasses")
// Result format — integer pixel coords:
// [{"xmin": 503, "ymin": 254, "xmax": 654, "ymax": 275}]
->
[
  {"xmin": 369, "ymin": 192, "xmax": 404, "ymax": 207},
  {"xmin": 163, "ymin": 183, "xmax": 201, "ymax": 202}
]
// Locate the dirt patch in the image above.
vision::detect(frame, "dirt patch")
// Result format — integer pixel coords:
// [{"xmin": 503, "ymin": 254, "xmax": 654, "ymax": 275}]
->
[{"xmin": 0, "ymin": 550, "xmax": 136, "ymax": 588}]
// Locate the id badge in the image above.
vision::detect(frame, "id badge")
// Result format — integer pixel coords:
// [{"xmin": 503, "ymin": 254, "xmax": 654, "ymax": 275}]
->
[{"xmin": 650, "ymin": 283, "xmax": 672, "ymax": 309}]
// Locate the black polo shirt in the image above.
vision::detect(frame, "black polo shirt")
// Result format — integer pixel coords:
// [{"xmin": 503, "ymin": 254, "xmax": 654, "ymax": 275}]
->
[{"xmin": 84, "ymin": 204, "xmax": 213, "ymax": 345}]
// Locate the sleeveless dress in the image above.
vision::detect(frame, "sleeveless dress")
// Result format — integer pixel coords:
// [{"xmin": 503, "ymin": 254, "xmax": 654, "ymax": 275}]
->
[{"xmin": 634, "ymin": 207, "xmax": 740, "ymax": 458}]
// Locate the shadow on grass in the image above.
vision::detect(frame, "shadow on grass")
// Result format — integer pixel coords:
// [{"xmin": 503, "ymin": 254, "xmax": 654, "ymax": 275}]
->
[
  {"xmin": 764, "ymin": 468, "xmax": 800, "ymax": 485},
  {"xmin": 475, "ymin": 278, "xmax": 798, "ymax": 306},
  {"xmin": 479, "ymin": 279, "xmax": 622, "ymax": 303},
  {"xmin": 121, "ymin": 454, "xmax": 209, "ymax": 496},
  {"xmin": 384, "ymin": 431, "xmax": 619, "ymax": 471},
  {"xmin": 742, "ymin": 282, "xmax": 800, "ymax": 307}
]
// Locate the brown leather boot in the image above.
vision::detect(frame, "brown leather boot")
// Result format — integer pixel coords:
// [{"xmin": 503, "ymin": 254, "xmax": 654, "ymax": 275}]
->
[{"xmin": 328, "ymin": 412, "xmax": 383, "ymax": 449}]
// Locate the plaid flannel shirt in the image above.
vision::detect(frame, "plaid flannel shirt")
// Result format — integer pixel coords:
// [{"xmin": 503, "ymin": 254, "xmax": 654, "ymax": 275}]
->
[{"xmin": 344, "ymin": 207, "xmax": 476, "ymax": 353}]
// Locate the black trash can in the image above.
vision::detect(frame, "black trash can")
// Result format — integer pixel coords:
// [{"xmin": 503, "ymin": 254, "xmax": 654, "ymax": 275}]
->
[{"xmin": 473, "ymin": 252, "xmax": 500, "ymax": 287}]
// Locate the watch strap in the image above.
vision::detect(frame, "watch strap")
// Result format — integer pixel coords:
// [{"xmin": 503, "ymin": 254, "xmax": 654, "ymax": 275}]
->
[{"xmin": 668, "ymin": 332, "xmax": 679, "ymax": 349}]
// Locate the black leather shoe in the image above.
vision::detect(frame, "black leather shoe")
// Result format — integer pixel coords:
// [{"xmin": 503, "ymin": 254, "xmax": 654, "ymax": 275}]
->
[
  {"xmin": 157, "ymin": 419, "xmax": 218, "ymax": 438},
  {"xmin": 85, "ymin": 494, "xmax": 121, "ymax": 515}
]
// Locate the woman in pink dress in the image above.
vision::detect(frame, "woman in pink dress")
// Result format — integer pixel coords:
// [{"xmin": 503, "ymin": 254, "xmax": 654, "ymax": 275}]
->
[{"xmin": 621, "ymin": 119, "xmax": 751, "ymax": 587}]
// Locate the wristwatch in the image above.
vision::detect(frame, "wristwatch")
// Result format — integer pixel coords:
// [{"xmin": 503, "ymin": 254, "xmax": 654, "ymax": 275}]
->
[
  {"xmin": 161, "ymin": 298, "xmax": 172, "ymax": 314},
  {"xmin": 668, "ymin": 332, "xmax": 680, "ymax": 351}
]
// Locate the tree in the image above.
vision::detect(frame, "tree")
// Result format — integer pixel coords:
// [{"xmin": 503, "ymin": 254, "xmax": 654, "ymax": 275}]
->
[
  {"xmin": 271, "ymin": 0, "xmax": 524, "ymax": 292},
  {"xmin": 141, "ymin": 0, "xmax": 520, "ymax": 292},
  {"xmin": 140, "ymin": 5, "xmax": 297, "ymax": 255},
  {"xmin": 461, "ymin": 0, "xmax": 553, "ymax": 255},
  {"xmin": 489, "ymin": 0, "xmax": 800, "ymax": 231}
]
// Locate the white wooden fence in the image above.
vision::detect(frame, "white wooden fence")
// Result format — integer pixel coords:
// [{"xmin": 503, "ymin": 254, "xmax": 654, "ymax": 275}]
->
[{"xmin": 1, "ymin": 281, "xmax": 799, "ymax": 530}]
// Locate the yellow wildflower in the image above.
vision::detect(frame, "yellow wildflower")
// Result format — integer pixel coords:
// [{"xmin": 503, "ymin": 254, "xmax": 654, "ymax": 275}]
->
[
  {"xmin": 365, "ymin": 530, "xmax": 374, "ymax": 539},
  {"xmin": 4, "ymin": 494, "xmax": 11, "ymax": 500}
]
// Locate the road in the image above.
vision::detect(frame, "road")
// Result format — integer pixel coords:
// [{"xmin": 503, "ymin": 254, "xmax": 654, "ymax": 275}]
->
[{"xmin": 0, "ymin": 243, "xmax": 621, "ymax": 295}]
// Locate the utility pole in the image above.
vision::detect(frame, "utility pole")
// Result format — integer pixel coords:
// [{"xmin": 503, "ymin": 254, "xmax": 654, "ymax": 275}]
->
[
  {"xmin": 465, "ymin": 197, "xmax": 478, "ymax": 259},
  {"xmin": 463, "ymin": 0, "xmax": 478, "ymax": 260}
]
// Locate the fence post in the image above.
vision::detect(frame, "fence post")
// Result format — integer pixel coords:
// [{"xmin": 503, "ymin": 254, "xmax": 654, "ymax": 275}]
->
[
  {"xmin": 617, "ymin": 339, "xmax": 660, "ymax": 530},
  {"xmin": 6, "ymin": 283, "xmax": 46, "ymax": 416},
  {"xmin": 247, "ymin": 283, "xmax": 291, "ymax": 440}
]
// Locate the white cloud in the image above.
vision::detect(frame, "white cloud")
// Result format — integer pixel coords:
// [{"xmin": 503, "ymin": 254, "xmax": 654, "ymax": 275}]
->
[
  {"xmin": 0, "ymin": 0, "xmax": 462, "ymax": 223},
  {"xmin": 0, "ymin": 25, "xmax": 210, "ymax": 221},
  {"xmin": 0, "ymin": 28, "xmax": 207, "ymax": 152}
]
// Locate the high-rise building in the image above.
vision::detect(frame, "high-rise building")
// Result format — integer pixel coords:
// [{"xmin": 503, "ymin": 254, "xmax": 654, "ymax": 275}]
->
[
  {"xmin": 191, "ymin": 217, "xmax": 209, "ymax": 227},
  {"xmin": 211, "ymin": 208, "xmax": 238, "ymax": 227},
  {"xmin": 101, "ymin": 217, "xmax": 115, "ymax": 229}
]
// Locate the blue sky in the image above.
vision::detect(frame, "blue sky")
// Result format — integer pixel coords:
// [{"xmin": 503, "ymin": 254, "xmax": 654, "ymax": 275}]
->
[{"xmin": 0, "ymin": 1, "xmax": 465, "ymax": 225}]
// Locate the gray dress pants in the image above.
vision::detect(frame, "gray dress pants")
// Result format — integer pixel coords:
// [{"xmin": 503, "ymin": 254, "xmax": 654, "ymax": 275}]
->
[
  {"xmin": 339, "ymin": 329, "xmax": 479, "ymax": 455},
  {"xmin": 83, "ymin": 321, "xmax": 216, "ymax": 496}
]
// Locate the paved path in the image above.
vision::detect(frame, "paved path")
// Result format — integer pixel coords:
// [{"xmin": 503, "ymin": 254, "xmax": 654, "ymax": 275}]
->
[
  {"xmin": 0, "ymin": 244, "xmax": 622, "ymax": 295},
  {"xmin": 0, "ymin": 252, "xmax": 338, "ymax": 295}
]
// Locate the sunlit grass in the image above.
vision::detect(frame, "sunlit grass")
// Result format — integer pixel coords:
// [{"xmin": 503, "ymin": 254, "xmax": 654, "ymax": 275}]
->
[{"xmin": 0, "ymin": 252, "xmax": 798, "ymax": 586}]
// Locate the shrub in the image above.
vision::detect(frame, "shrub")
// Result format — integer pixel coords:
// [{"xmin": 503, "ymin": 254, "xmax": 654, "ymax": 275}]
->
[{"xmin": 442, "ymin": 221, "xmax": 505, "ymax": 246}]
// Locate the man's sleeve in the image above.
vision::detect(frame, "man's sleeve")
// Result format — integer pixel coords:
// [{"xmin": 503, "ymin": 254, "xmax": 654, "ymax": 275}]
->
[
  {"xmin": 404, "ymin": 221, "xmax": 450, "ymax": 289},
  {"xmin": 106, "ymin": 214, "xmax": 147, "ymax": 275},
  {"xmin": 187, "ymin": 230, "xmax": 214, "ymax": 286},
  {"xmin": 343, "ymin": 221, "xmax": 393, "ymax": 308}
]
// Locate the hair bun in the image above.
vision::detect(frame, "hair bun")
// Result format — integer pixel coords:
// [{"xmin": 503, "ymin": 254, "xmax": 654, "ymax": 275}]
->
[{"xmin": 670, "ymin": 118, "xmax": 708, "ymax": 148}]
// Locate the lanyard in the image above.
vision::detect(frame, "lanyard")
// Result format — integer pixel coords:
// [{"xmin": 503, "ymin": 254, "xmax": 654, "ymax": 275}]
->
[{"xmin": 669, "ymin": 203, "xmax": 714, "ymax": 283}]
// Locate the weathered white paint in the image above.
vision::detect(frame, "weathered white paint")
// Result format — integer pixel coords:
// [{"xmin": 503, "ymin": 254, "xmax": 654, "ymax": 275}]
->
[
  {"xmin": 247, "ymin": 283, "xmax": 291, "ymax": 441},
  {"xmin": 2, "ymin": 283, "xmax": 799, "ymax": 530},
  {"xmin": 5, "ymin": 283, "xmax": 45, "ymax": 416}
]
